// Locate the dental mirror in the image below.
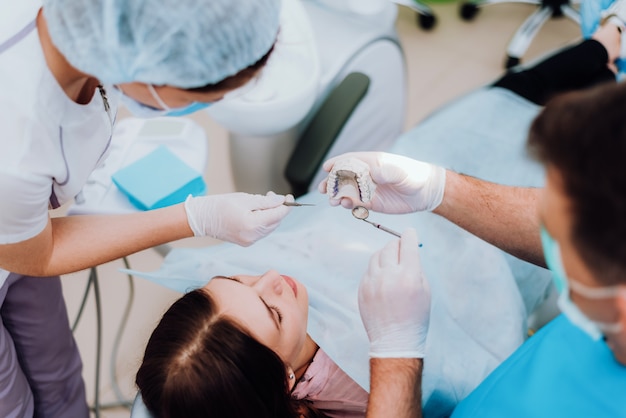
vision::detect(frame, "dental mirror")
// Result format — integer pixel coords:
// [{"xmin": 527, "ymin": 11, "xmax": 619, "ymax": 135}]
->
[{"xmin": 351, "ymin": 206, "xmax": 401, "ymax": 238}]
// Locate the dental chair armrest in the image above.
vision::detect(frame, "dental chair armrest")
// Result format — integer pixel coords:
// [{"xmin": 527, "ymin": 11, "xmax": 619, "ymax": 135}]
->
[{"xmin": 284, "ymin": 72, "xmax": 370, "ymax": 197}]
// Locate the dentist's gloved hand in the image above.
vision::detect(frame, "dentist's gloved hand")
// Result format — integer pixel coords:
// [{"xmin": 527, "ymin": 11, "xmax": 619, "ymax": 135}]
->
[
  {"xmin": 358, "ymin": 228, "xmax": 431, "ymax": 358},
  {"xmin": 318, "ymin": 151, "xmax": 446, "ymax": 214},
  {"xmin": 184, "ymin": 192, "xmax": 292, "ymax": 246}
]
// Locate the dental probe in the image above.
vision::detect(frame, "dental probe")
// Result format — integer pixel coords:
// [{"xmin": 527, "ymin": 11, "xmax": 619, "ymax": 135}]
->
[
  {"xmin": 283, "ymin": 202, "xmax": 316, "ymax": 206},
  {"xmin": 352, "ymin": 206, "xmax": 423, "ymax": 246}
]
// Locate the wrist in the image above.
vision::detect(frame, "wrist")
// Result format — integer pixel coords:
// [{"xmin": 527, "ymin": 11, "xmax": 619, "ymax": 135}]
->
[
  {"xmin": 432, "ymin": 169, "xmax": 458, "ymax": 217},
  {"xmin": 368, "ymin": 330, "xmax": 428, "ymax": 359},
  {"xmin": 426, "ymin": 165, "xmax": 446, "ymax": 211},
  {"xmin": 370, "ymin": 350, "xmax": 425, "ymax": 359},
  {"xmin": 368, "ymin": 358, "xmax": 423, "ymax": 418},
  {"xmin": 369, "ymin": 341, "xmax": 426, "ymax": 359},
  {"xmin": 183, "ymin": 195, "xmax": 206, "ymax": 237},
  {"xmin": 370, "ymin": 357, "xmax": 423, "ymax": 371}
]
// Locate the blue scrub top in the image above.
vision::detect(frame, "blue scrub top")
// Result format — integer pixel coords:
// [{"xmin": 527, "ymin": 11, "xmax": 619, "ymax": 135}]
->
[{"xmin": 451, "ymin": 315, "xmax": 626, "ymax": 418}]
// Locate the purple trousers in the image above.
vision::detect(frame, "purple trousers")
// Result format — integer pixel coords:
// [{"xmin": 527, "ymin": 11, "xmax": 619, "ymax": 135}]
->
[{"xmin": 0, "ymin": 273, "xmax": 88, "ymax": 418}]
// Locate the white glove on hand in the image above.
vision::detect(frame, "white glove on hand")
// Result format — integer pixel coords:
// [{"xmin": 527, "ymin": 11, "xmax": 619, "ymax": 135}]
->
[
  {"xmin": 358, "ymin": 228, "xmax": 431, "ymax": 358},
  {"xmin": 318, "ymin": 151, "xmax": 446, "ymax": 214},
  {"xmin": 184, "ymin": 192, "xmax": 291, "ymax": 246}
]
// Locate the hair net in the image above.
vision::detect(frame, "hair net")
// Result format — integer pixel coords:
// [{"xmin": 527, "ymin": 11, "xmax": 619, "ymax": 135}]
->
[{"xmin": 43, "ymin": 0, "xmax": 281, "ymax": 88}]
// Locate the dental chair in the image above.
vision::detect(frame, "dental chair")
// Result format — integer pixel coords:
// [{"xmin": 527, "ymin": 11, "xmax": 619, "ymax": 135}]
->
[
  {"xmin": 460, "ymin": 0, "xmax": 581, "ymax": 68},
  {"xmin": 127, "ymin": 51, "xmax": 571, "ymax": 418},
  {"xmin": 392, "ymin": 0, "xmax": 438, "ymax": 29},
  {"xmin": 129, "ymin": 86, "xmax": 553, "ymax": 418},
  {"xmin": 318, "ymin": 0, "xmax": 438, "ymax": 29},
  {"xmin": 208, "ymin": 0, "xmax": 406, "ymax": 196},
  {"xmin": 70, "ymin": 0, "xmax": 408, "ymax": 415},
  {"xmin": 126, "ymin": 2, "xmax": 565, "ymax": 414}
]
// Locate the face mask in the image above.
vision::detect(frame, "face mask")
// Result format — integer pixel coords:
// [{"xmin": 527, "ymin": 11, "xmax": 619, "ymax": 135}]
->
[
  {"xmin": 540, "ymin": 226, "xmax": 622, "ymax": 340},
  {"xmin": 118, "ymin": 92, "xmax": 168, "ymax": 118},
  {"xmin": 147, "ymin": 84, "xmax": 211, "ymax": 117},
  {"xmin": 117, "ymin": 85, "xmax": 211, "ymax": 118},
  {"xmin": 163, "ymin": 101, "xmax": 211, "ymax": 116}
]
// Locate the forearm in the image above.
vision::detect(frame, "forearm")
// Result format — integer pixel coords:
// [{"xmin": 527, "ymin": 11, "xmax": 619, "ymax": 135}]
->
[
  {"xmin": 0, "ymin": 204, "xmax": 192, "ymax": 276},
  {"xmin": 434, "ymin": 171, "xmax": 544, "ymax": 267},
  {"xmin": 367, "ymin": 358, "xmax": 423, "ymax": 418}
]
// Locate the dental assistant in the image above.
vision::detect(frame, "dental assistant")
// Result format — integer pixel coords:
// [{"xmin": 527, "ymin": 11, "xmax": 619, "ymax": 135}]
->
[{"xmin": 0, "ymin": 0, "xmax": 289, "ymax": 416}]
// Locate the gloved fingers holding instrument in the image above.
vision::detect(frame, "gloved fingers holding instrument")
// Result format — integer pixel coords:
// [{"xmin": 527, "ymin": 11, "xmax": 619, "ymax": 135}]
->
[
  {"xmin": 184, "ymin": 191, "xmax": 292, "ymax": 246},
  {"xmin": 358, "ymin": 227, "xmax": 431, "ymax": 358},
  {"xmin": 318, "ymin": 151, "xmax": 446, "ymax": 214}
]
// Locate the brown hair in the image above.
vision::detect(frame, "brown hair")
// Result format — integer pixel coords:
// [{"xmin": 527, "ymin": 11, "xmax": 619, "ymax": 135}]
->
[
  {"xmin": 189, "ymin": 45, "xmax": 274, "ymax": 94},
  {"xmin": 527, "ymin": 82, "xmax": 626, "ymax": 285},
  {"xmin": 136, "ymin": 288, "xmax": 328, "ymax": 418}
]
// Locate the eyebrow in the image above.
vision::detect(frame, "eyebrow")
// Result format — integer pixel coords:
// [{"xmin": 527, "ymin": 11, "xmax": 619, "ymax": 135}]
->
[{"xmin": 212, "ymin": 276, "xmax": 280, "ymax": 330}]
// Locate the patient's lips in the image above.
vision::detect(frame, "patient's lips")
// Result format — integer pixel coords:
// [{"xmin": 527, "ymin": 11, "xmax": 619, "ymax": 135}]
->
[{"xmin": 281, "ymin": 275, "xmax": 298, "ymax": 297}]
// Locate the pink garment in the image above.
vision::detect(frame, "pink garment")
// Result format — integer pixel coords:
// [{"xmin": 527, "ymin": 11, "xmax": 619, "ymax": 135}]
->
[{"xmin": 291, "ymin": 348, "xmax": 368, "ymax": 417}]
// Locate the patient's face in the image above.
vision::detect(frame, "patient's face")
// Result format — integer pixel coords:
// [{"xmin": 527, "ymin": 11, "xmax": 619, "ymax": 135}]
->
[{"xmin": 204, "ymin": 270, "xmax": 309, "ymax": 365}]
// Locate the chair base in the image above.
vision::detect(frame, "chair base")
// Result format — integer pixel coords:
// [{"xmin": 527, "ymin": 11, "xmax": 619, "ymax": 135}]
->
[
  {"xmin": 392, "ymin": 0, "xmax": 437, "ymax": 30},
  {"xmin": 460, "ymin": 0, "xmax": 581, "ymax": 68}
]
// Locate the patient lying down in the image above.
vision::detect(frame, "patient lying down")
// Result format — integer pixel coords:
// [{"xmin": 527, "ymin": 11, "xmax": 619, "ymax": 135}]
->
[
  {"xmin": 136, "ymin": 270, "xmax": 367, "ymax": 418},
  {"xmin": 135, "ymin": 204, "xmax": 527, "ymax": 418}
]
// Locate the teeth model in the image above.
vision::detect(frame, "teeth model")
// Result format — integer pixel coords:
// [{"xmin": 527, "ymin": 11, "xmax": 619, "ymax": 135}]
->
[{"xmin": 326, "ymin": 158, "xmax": 375, "ymax": 203}]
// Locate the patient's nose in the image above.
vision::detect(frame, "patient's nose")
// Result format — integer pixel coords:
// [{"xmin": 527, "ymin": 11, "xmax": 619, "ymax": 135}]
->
[{"xmin": 255, "ymin": 270, "xmax": 284, "ymax": 296}]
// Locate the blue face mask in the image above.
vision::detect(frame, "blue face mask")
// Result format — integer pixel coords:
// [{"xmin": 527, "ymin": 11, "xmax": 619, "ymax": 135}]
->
[
  {"xmin": 117, "ymin": 85, "xmax": 211, "ymax": 118},
  {"xmin": 540, "ymin": 226, "xmax": 622, "ymax": 340},
  {"xmin": 163, "ymin": 101, "xmax": 211, "ymax": 116}
]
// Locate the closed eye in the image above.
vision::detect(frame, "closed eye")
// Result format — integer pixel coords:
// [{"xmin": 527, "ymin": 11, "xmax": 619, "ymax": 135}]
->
[
  {"xmin": 269, "ymin": 304, "xmax": 283, "ymax": 324},
  {"xmin": 260, "ymin": 297, "xmax": 282, "ymax": 329},
  {"xmin": 213, "ymin": 276, "xmax": 282, "ymax": 330}
]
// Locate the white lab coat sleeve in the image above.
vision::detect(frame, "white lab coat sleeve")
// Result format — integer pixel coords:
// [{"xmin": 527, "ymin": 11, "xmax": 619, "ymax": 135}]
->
[{"xmin": 0, "ymin": 169, "xmax": 49, "ymax": 244}]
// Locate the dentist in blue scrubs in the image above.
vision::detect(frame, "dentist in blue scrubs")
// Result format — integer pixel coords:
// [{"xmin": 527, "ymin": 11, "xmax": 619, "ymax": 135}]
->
[
  {"xmin": 328, "ymin": 61, "xmax": 626, "ymax": 418},
  {"xmin": 0, "ymin": 0, "xmax": 290, "ymax": 416},
  {"xmin": 322, "ymin": 2, "xmax": 626, "ymax": 415}
]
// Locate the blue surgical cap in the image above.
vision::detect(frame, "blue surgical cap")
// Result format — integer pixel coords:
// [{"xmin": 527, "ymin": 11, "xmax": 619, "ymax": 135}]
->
[{"xmin": 43, "ymin": 0, "xmax": 281, "ymax": 88}]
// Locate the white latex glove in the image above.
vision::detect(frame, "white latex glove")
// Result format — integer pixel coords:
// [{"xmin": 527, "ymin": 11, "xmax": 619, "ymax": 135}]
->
[
  {"xmin": 184, "ymin": 192, "xmax": 292, "ymax": 246},
  {"xmin": 318, "ymin": 151, "xmax": 446, "ymax": 214},
  {"xmin": 358, "ymin": 228, "xmax": 431, "ymax": 358}
]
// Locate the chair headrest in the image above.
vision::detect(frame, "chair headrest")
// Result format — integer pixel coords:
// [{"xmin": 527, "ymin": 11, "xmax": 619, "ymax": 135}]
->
[{"xmin": 205, "ymin": 0, "xmax": 320, "ymax": 136}]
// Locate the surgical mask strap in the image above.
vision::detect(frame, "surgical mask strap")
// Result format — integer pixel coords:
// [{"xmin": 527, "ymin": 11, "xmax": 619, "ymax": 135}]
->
[
  {"xmin": 147, "ymin": 84, "xmax": 212, "ymax": 116},
  {"xmin": 147, "ymin": 84, "xmax": 171, "ymax": 111},
  {"xmin": 567, "ymin": 279, "xmax": 623, "ymax": 334},
  {"xmin": 540, "ymin": 226, "xmax": 623, "ymax": 338},
  {"xmin": 568, "ymin": 277, "xmax": 622, "ymax": 299},
  {"xmin": 557, "ymin": 280, "xmax": 623, "ymax": 337}
]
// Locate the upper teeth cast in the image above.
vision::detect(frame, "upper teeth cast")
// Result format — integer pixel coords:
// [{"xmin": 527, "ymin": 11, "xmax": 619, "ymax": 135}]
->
[{"xmin": 326, "ymin": 158, "xmax": 375, "ymax": 203}]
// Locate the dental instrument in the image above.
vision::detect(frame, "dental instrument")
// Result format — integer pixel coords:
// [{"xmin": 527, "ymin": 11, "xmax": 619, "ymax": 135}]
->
[
  {"xmin": 252, "ymin": 200, "xmax": 314, "ymax": 212},
  {"xmin": 283, "ymin": 202, "xmax": 316, "ymax": 207},
  {"xmin": 351, "ymin": 206, "xmax": 401, "ymax": 238}
]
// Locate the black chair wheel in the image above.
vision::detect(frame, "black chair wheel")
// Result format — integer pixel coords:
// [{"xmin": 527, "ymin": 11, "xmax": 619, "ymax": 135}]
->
[
  {"xmin": 460, "ymin": 3, "xmax": 479, "ymax": 20},
  {"xmin": 417, "ymin": 13, "xmax": 436, "ymax": 30},
  {"xmin": 505, "ymin": 56, "xmax": 521, "ymax": 69}
]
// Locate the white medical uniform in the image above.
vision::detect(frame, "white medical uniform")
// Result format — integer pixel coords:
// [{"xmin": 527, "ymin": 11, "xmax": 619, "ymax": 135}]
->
[{"xmin": 0, "ymin": 1, "xmax": 118, "ymax": 416}]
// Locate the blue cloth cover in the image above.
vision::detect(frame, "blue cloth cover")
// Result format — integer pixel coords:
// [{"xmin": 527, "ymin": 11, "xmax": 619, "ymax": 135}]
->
[
  {"xmin": 452, "ymin": 315, "xmax": 626, "ymax": 418},
  {"xmin": 112, "ymin": 145, "xmax": 206, "ymax": 211}
]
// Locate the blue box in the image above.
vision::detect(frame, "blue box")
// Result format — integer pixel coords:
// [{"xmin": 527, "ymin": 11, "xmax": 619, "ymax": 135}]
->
[{"xmin": 112, "ymin": 145, "xmax": 207, "ymax": 211}]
